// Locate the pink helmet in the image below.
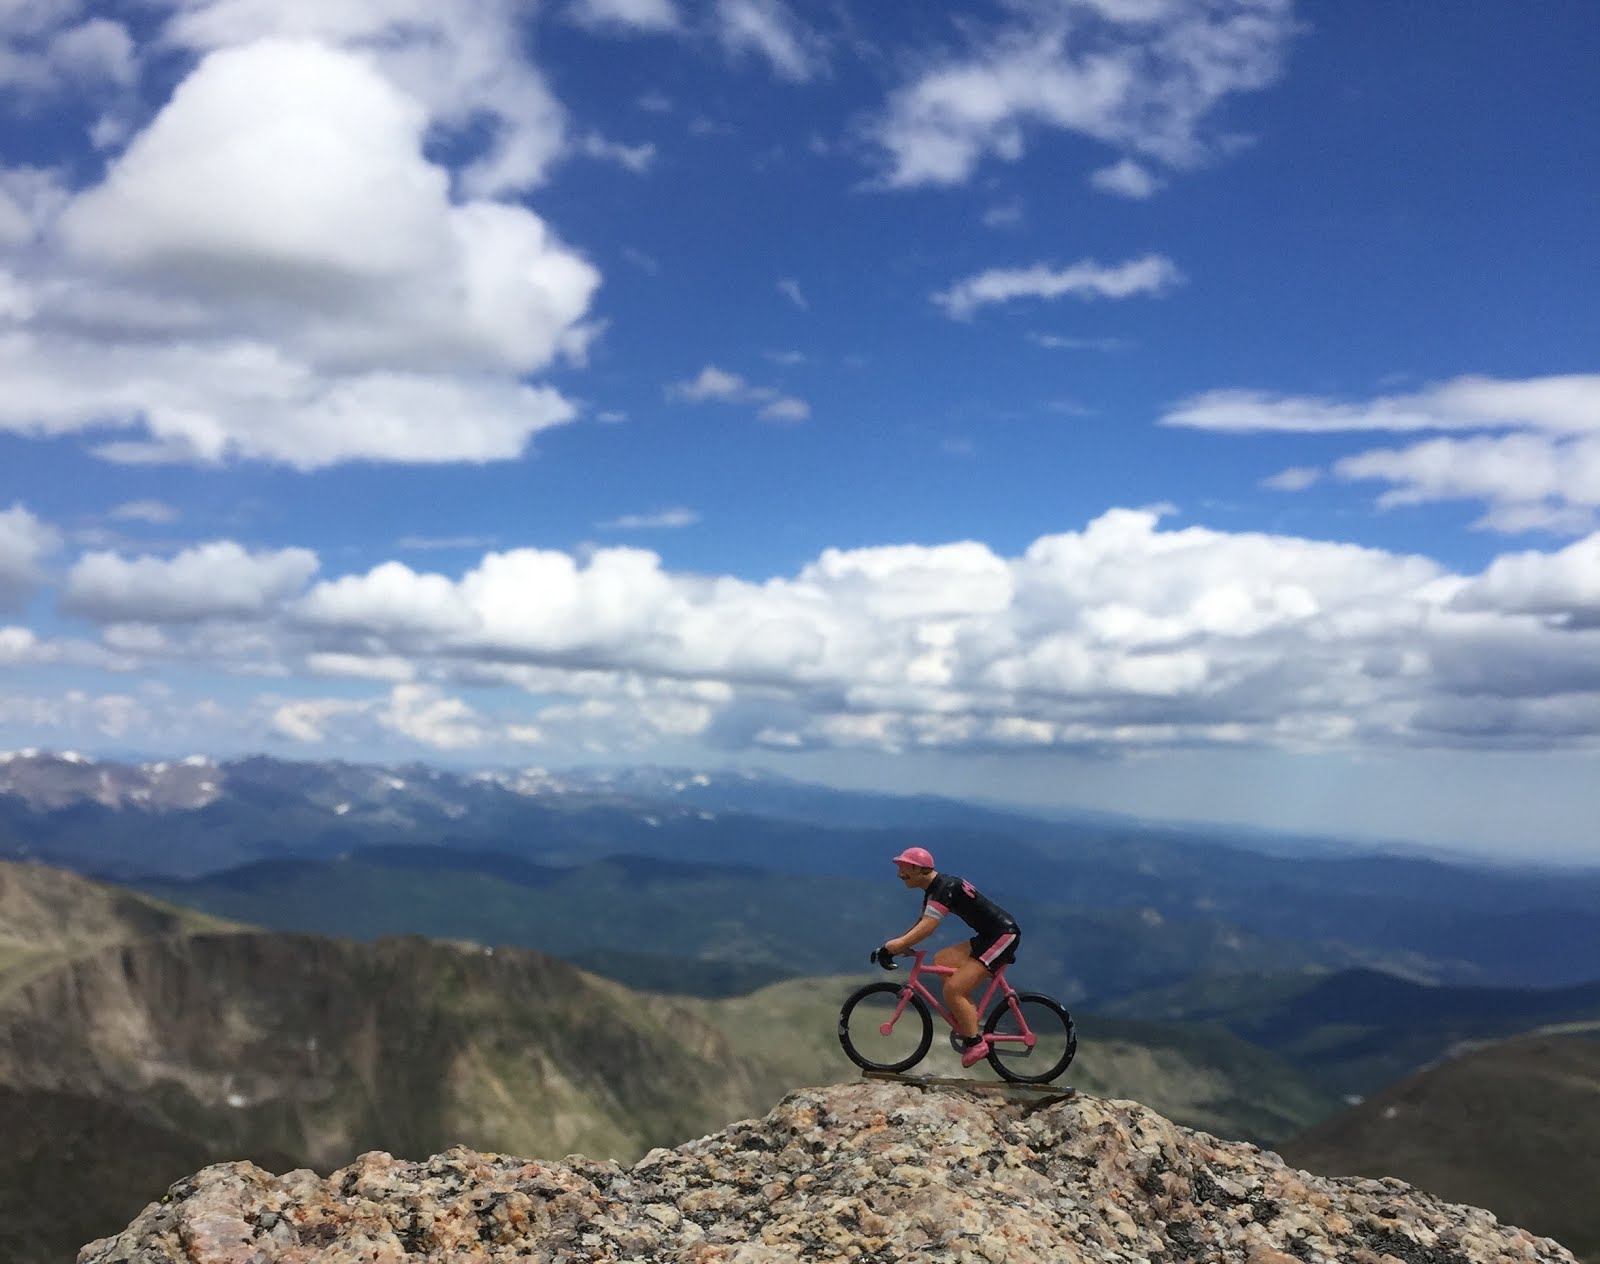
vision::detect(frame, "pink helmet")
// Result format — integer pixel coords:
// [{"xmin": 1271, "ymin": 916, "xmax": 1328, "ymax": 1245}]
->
[{"xmin": 892, "ymin": 846, "xmax": 935, "ymax": 868}]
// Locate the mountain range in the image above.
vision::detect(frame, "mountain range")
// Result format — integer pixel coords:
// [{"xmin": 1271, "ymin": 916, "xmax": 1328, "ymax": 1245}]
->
[
  {"xmin": 4, "ymin": 750, "xmax": 1600, "ymax": 1261},
  {"xmin": 0, "ymin": 857, "xmax": 1352, "ymax": 1262},
  {"xmin": 4, "ymin": 751, "xmax": 1599, "ymax": 993}
]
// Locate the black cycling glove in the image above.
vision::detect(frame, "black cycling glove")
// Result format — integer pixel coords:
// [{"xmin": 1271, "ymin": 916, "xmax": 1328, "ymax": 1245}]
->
[{"xmin": 871, "ymin": 946, "xmax": 898, "ymax": 971}]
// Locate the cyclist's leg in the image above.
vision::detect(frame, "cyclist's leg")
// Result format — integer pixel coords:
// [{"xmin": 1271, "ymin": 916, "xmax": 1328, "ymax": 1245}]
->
[{"xmin": 935, "ymin": 941, "xmax": 989, "ymax": 1038}]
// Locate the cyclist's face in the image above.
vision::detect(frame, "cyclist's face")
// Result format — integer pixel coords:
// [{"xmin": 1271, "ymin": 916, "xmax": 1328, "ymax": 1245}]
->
[{"xmin": 896, "ymin": 863, "xmax": 920, "ymax": 885}]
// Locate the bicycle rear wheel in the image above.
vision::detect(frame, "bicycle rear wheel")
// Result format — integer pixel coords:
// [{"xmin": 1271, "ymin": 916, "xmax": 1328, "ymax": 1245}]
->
[
  {"xmin": 838, "ymin": 982, "xmax": 933, "ymax": 1073},
  {"xmin": 984, "ymin": 992, "xmax": 1076, "ymax": 1083}
]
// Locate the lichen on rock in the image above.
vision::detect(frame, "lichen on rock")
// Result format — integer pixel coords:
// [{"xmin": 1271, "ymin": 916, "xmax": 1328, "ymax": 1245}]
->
[{"xmin": 78, "ymin": 1080, "xmax": 1580, "ymax": 1263}]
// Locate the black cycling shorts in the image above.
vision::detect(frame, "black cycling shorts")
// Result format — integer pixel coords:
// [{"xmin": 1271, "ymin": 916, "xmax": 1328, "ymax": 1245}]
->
[{"xmin": 970, "ymin": 928, "xmax": 1020, "ymax": 973}]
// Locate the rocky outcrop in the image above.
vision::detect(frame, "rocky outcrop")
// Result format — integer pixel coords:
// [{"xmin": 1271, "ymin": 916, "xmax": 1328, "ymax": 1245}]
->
[{"xmin": 80, "ymin": 1079, "xmax": 1577, "ymax": 1264}]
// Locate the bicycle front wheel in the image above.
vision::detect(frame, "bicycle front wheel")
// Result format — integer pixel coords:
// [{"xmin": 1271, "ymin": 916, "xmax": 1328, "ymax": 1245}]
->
[
  {"xmin": 838, "ymin": 982, "xmax": 933, "ymax": 1073},
  {"xmin": 984, "ymin": 992, "xmax": 1076, "ymax": 1083}
]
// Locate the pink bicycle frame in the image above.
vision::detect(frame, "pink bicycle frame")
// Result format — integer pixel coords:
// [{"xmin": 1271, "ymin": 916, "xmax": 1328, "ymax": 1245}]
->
[{"xmin": 879, "ymin": 949, "xmax": 1037, "ymax": 1053}]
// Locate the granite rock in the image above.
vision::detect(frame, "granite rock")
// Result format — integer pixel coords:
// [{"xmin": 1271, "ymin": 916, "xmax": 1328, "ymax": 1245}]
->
[{"xmin": 79, "ymin": 1080, "xmax": 1579, "ymax": 1264}]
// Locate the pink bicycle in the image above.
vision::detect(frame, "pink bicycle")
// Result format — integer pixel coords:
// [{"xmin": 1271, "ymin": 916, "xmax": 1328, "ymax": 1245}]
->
[{"xmin": 837, "ymin": 949, "xmax": 1076, "ymax": 1083}]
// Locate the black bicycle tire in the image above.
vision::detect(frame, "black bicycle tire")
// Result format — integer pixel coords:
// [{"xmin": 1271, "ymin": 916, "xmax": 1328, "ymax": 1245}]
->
[
  {"xmin": 983, "ymin": 991, "xmax": 1076, "ymax": 1083},
  {"xmin": 837, "ymin": 982, "xmax": 934, "ymax": 1073}
]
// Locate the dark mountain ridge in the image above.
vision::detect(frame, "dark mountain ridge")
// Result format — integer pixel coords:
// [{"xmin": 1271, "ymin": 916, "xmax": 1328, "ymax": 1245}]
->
[{"xmin": 1282, "ymin": 1032, "xmax": 1600, "ymax": 1262}]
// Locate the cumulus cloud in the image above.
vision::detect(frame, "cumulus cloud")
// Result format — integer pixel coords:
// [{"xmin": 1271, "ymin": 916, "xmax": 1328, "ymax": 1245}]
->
[
  {"xmin": 871, "ymin": 0, "xmax": 1296, "ymax": 187},
  {"xmin": 157, "ymin": 0, "xmax": 566, "ymax": 198},
  {"xmin": 1166, "ymin": 375, "xmax": 1600, "ymax": 534},
  {"xmin": 0, "ymin": 503, "xmax": 61, "ymax": 609},
  {"xmin": 24, "ymin": 510, "xmax": 1600, "ymax": 758},
  {"xmin": 5, "ymin": 38, "xmax": 599, "ymax": 468},
  {"xmin": 935, "ymin": 254, "xmax": 1183, "ymax": 319},
  {"xmin": 255, "ymin": 511, "xmax": 1600, "ymax": 756},
  {"xmin": 1451, "ymin": 533, "xmax": 1600, "ymax": 629},
  {"xmin": 61, "ymin": 540, "xmax": 320, "ymax": 623}
]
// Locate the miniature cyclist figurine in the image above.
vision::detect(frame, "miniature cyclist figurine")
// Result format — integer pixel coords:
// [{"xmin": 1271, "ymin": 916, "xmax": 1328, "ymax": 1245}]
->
[{"xmin": 872, "ymin": 846, "xmax": 1021, "ymax": 1067}]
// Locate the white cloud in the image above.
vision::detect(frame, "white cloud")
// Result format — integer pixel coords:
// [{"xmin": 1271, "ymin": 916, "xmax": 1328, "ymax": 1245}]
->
[
  {"xmin": 0, "ymin": 503, "xmax": 61, "ymax": 609},
  {"xmin": 0, "ymin": 626, "xmax": 41, "ymax": 664},
  {"xmin": 567, "ymin": 0, "xmax": 680, "ymax": 33},
  {"xmin": 17, "ymin": 509, "xmax": 1600, "ymax": 760},
  {"xmin": 714, "ymin": 0, "xmax": 818, "ymax": 82},
  {"xmin": 294, "ymin": 561, "xmax": 472, "ymax": 636},
  {"xmin": 1164, "ymin": 375, "xmax": 1600, "ymax": 435},
  {"xmin": 758, "ymin": 396, "xmax": 809, "ymax": 423},
  {"xmin": 1090, "ymin": 157, "xmax": 1162, "ymax": 198},
  {"xmin": 0, "ymin": 687, "xmax": 151, "ymax": 740},
  {"xmin": 668, "ymin": 364, "xmax": 810, "ymax": 422},
  {"xmin": 600, "ymin": 507, "xmax": 700, "ymax": 530},
  {"xmin": 0, "ymin": 10, "xmax": 136, "ymax": 94},
  {"xmin": 1262, "ymin": 466, "xmax": 1320, "ymax": 492},
  {"xmin": 934, "ymin": 254, "xmax": 1183, "ymax": 319},
  {"xmin": 982, "ymin": 201, "xmax": 1024, "ymax": 229},
  {"xmin": 377, "ymin": 683, "xmax": 495, "ymax": 750},
  {"xmin": 0, "ymin": 166, "xmax": 69, "ymax": 246},
  {"xmin": 578, "ymin": 134, "xmax": 657, "ymax": 172},
  {"xmin": 1030, "ymin": 333, "xmax": 1132, "ymax": 352},
  {"xmin": 271, "ymin": 696, "xmax": 370, "ymax": 743},
  {"xmin": 777, "ymin": 278, "xmax": 807, "ymax": 309},
  {"xmin": 0, "ymin": 338, "xmax": 583, "ymax": 467},
  {"xmin": 871, "ymin": 0, "xmax": 1296, "ymax": 187},
  {"xmin": 61, "ymin": 540, "xmax": 320, "ymax": 623},
  {"xmin": 1166, "ymin": 376, "xmax": 1600, "ymax": 534},
  {"xmin": 59, "ymin": 41, "xmax": 600, "ymax": 374},
  {"xmin": 109, "ymin": 500, "xmax": 179, "ymax": 524},
  {"xmin": 48, "ymin": 17, "xmax": 136, "ymax": 85},
  {"xmin": 305, "ymin": 652, "xmax": 417, "ymax": 683},
  {"xmin": 158, "ymin": 0, "xmax": 567, "ymax": 198},
  {"xmin": 1452, "ymin": 533, "xmax": 1600, "ymax": 629},
  {"xmin": 670, "ymin": 364, "xmax": 749, "ymax": 402},
  {"xmin": 5, "ymin": 39, "xmax": 598, "ymax": 468},
  {"xmin": 1337, "ymin": 434, "xmax": 1600, "ymax": 534}
]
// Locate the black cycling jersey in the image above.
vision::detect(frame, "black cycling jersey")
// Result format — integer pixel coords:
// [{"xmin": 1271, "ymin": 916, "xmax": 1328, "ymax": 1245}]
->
[{"xmin": 920, "ymin": 873, "xmax": 1018, "ymax": 940}]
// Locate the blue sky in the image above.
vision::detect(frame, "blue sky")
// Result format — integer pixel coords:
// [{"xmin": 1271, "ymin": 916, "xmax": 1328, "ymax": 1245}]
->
[{"xmin": 2, "ymin": 0, "xmax": 1598, "ymax": 861}]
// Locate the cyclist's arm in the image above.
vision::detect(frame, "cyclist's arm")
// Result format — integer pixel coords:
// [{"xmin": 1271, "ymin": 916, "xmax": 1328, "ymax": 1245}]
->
[{"xmin": 885, "ymin": 915, "xmax": 941, "ymax": 955}]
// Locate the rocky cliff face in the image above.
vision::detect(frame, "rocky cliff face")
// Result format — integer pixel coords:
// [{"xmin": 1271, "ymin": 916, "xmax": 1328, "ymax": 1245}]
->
[{"xmin": 80, "ymin": 1079, "xmax": 1577, "ymax": 1264}]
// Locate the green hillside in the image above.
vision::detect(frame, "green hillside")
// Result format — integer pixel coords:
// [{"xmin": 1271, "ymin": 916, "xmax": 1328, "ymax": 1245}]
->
[
  {"xmin": 1099, "ymin": 967, "xmax": 1600, "ymax": 1097},
  {"xmin": 1281, "ymin": 1033, "xmax": 1600, "ymax": 1263}
]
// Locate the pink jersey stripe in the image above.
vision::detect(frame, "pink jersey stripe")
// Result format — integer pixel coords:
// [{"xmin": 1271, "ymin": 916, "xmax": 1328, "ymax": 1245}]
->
[
  {"xmin": 979, "ymin": 932, "xmax": 1017, "ymax": 965},
  {"xmin": 926, "ymin": 900, "xmax": 950, "ymax": 918}
]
